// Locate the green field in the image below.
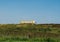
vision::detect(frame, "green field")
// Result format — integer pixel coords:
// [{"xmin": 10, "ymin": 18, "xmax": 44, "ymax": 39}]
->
[
  {"xmin": 0, "ymin": 24, "xmax": 60, "ymax": 42},
  {"xmin": 0, "ymin": 37, "xmax": 60, "ymax": 42}
]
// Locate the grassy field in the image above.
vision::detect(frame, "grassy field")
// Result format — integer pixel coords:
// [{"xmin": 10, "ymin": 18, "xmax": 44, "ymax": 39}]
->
[
  {"xmin": 0, "ymin": 24, "xmax": 60, "ymax": 42},
  {"xmin": 0, "ymin": 37, "xmax": 60, "ymax": 42}
]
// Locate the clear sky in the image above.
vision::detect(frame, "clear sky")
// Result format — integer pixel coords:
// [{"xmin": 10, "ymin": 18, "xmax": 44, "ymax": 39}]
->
[{"xmin": 0, "ymin": 0, "xmax": 60, "ymax": 24}]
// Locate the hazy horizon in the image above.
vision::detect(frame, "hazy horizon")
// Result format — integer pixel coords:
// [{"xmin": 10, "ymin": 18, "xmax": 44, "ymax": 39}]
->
[{"xmin": 0, "ymin": 0, "xmax": 60, "ymax": 24}]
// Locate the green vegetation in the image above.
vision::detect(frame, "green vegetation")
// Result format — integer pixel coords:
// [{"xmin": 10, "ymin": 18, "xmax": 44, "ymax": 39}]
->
[
  {"xmin": 0, "ymin": 24, "xmax": 60, "ymax": 42},
  {"xmin": 0, "ymin": 37, "xmax": 60, "ymax": 42}
]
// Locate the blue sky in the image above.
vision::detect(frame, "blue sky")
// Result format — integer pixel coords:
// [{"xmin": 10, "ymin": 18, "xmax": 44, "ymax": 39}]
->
[{"xmin": 0, "ymin": 0, "xmax": 60, "ymax": 24}]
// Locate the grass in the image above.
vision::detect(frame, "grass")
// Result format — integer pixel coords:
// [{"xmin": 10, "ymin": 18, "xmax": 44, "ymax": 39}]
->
[
  {"xmin": 0, "ymin": 24, "xmax": 60, "ymax": 42},
  {"xmin": 0, "ymin": 37, "xmax": 60, "ymax": 42}
]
